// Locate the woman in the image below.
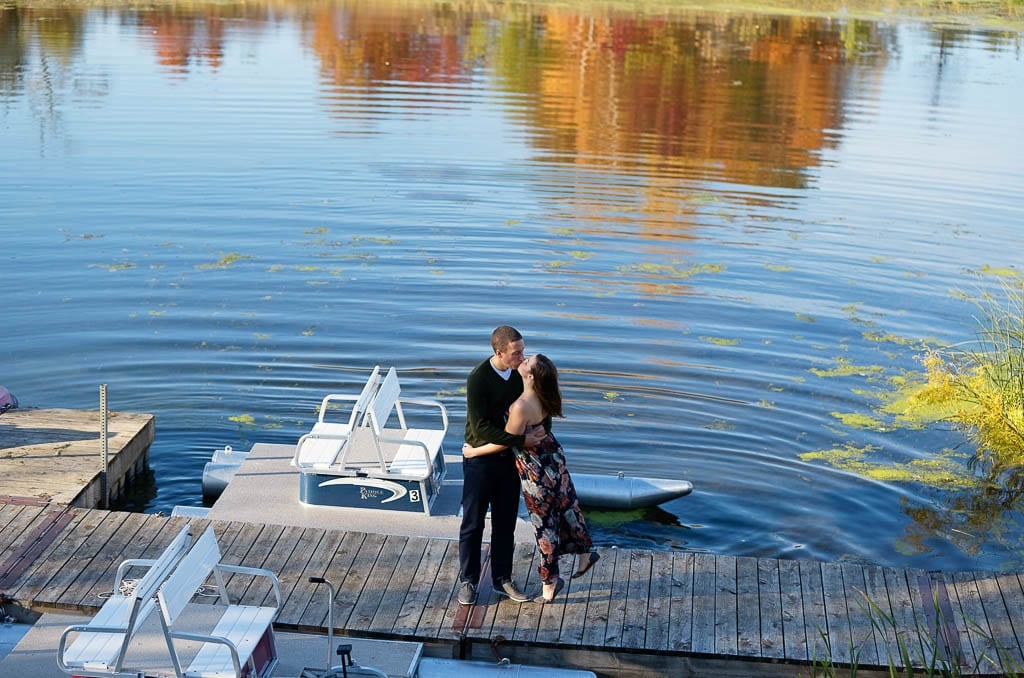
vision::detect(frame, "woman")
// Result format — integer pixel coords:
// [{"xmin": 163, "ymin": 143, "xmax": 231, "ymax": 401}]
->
[{"xmin": 463, "ymin": 354, "xmax": 600, "ymax": 603}]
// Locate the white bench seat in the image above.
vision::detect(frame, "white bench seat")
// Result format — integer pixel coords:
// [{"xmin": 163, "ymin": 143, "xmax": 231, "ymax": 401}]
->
[
  {"xmin": 293, "ymin": 366, "xmax": 381, "ymax": 471},
  {"xmin": 157, "ymin": 526, "xmax": 281, "ymax": 678},
  {"xmin": 296, "ymin": 367, "xmax": 449, "ymax": 514},
  {"xmin": 297, "ymin": 422, "xmax": 355, "ymax": 469},
  {"xmin": 363, "ymin": 369, "xmax": 448, "ymax": 479},
  {"xmin": 57, "ymin": 524, "xmax": 193, "ymax": 677},
  {"xmin": 60, "ymin": 596, "xmax": 136, "ymax": 670},
  {"xmin": 185, "ymin": 606, "xmax": 277, "ymax": 678},
  {"xmin": 382, "ymin": 428, "xmax": 447, "ymax": 477}
]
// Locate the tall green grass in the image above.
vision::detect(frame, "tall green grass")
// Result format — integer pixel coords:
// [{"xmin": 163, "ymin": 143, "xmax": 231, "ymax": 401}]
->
[
  {"xmin": 808, "ymin": 585, "xmax": 1022, "ymax": 677},
  {"xmin": 906, "ymin": 281, "xmax": 1024, "ymax": 503}
]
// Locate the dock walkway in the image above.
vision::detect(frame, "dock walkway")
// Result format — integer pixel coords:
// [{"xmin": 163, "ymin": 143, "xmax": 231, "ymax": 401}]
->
[
  {"xmin": 0, "ymin": 407, "xmax": 153, "ymax": 507},
  {"xmin": 1, "ymin": 502, "xmax": 1020, "ymax": 677}
]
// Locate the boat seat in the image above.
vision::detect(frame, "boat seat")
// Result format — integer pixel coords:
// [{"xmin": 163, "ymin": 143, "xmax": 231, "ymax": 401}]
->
[
  {"xmin": 156, "ymin": 525, "xmax": 281, "ymax": 678},
  {"xmin": 387, "ymin": 428, "xmax": 447, "ymax": 476},
  {"xmin": 295, "ymin": 367, "xmax": 449, "ymax": 514},
  {"xmin": 361, "ymin": 367, "xmax": 449, "ymax": 482},
  {"xmin": 292, "ymin": 365, "xmax": 381, "ymax": 470},
  {"xmin": 56, "ymin": 524, "xmax": 193, "ymax": 677}
]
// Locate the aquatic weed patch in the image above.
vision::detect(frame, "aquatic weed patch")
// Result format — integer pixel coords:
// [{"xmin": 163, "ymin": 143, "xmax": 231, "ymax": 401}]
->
[
  {"xmin": 617, "ymin": 261, "xmax": 725, "ymax": 278},
  {"xmin": 196, "ymin": 252, "xmax": 253, "ymax": 269},
  {"xmin": 90, "ymin": 261, "xmax": 136, "ymax": 271},
  {"xmin": 899, "ymin": 283, "xmax": 1024, "ymax": 497},
  {"xmin": 829, "ymin": 411, "xmax": 886, "ymax": 430},
  {"xmin": 803, "ymin": 280, "xmax": 1024, "ymax": 496},
  {"xmin": 799, "ymin": 444, "xmax": 975, "ymax": 487},
  {"xmin": 700, "ymin": 336, "xmax": 740, "ymax": 346},
  {"xmin": 809, "ymin": 361, "xmax": 887, "ymax": 379}
]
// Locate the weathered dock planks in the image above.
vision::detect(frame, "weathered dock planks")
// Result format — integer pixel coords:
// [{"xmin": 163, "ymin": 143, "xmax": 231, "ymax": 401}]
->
[
  {"xmin": 0, "ymin": 502, "xmax": 1019, "ymax": 676},
  {"xmin": 0, "ymin": 407, "xmax": 154, "ymax": 507}
]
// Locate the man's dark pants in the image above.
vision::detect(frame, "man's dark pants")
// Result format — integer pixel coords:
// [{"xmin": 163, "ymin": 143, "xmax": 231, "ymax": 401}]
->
[{"xmin": 459, "ymin": 451, "xmax": 521, "ymax": 587}]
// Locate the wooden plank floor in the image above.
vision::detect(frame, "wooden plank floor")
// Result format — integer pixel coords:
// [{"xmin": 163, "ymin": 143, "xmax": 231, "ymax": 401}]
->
[
  {"xmin": 1, "ymin": 503, "xmax": 1020, "ymax": 675},
  {"xmin": 0, "ymin": 407, "xmax": 154, "ymax": 506}
]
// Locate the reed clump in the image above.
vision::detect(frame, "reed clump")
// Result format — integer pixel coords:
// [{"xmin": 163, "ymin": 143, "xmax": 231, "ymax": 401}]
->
[
  {"xmin": 900, "ymin": 281, "xmax": 1024, "ymax": 503},
  {"xmin": 809, "ymin": 586, "xmax": 1022, "ymax": 677}
]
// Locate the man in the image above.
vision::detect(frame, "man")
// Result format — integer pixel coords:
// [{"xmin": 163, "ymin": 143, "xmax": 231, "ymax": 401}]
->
[{"xmin": 457, "ymin": 325, "xmax": 546, "ymax": 606}]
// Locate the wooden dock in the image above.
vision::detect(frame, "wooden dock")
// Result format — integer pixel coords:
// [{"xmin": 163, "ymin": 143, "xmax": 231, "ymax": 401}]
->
[
  {"xmin": 0, "ymin": 407, "xmax": 154, "ymax": 507},
  {"xmin": 1, "ymin": 502, "xmax": 1020, "ymax": 677}
]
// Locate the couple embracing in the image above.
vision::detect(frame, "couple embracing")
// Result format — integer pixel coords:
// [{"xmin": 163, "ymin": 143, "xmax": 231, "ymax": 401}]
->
[{"xmin": 457, "ymin": 325, "xmax": 600, "ymax": 606}]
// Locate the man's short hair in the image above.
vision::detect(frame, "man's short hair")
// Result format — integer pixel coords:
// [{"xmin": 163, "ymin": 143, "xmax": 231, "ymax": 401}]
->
[{"xmin": 491, "ymin": 325, "xmax": 523, "ymax": 353}]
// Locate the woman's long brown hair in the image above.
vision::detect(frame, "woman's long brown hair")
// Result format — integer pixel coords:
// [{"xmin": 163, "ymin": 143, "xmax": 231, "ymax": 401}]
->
[{"xmin": 532, "ymin": 354, "xmax": 563, "ymax": 418}]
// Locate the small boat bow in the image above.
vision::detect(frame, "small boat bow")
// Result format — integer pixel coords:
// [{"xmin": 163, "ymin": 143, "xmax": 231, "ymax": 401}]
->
[{"xmin": 572, "ymin": 472, "xmax": 693, "ymax": 510}]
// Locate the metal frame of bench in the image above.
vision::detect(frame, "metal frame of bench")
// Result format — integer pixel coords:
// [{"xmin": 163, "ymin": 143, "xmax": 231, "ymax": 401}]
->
[
  {"xmin": 363, "ymin": 367, "xmax": 448, "ymax": 478},
  {"xmin": 292, "ymin": 365, "xmax": 381, "ymax": 471},
  {"xmin": 358, "ymin": 366, "xmax": 449, "ymax": 513},
  {"xmin": 56, "ymin": 523, "xmax": 193, "ymax": 677},
  {"xmin": 156, "ymin": 525, "xmax": 281, "ymax": 678}
]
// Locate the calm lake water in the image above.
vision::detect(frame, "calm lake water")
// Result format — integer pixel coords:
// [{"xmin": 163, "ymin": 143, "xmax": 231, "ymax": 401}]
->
[{"xmin": 2, "ymin": 0, "xmax": 1022, "ymax": 572}]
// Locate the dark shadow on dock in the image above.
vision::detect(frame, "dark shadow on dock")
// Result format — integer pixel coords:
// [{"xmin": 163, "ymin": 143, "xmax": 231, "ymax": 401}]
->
[{"xmin": 0, "ymin": 424, "xmax": 101, "ymax": 450}]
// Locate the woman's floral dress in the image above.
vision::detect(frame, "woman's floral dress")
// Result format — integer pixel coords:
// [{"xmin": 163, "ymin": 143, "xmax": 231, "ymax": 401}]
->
[{"xmin": 515, "ymin": 427, "xmax": 593, "ymax": 583}]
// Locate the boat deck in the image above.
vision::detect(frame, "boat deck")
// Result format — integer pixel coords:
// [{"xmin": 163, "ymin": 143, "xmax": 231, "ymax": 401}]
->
[
  {"xmin": 205, "ymin": 442, "xmax": 536, "ymax": 542},
  {"xmin": 1, "ymin": 500, "xmax": 1021, "ymax": 676}
]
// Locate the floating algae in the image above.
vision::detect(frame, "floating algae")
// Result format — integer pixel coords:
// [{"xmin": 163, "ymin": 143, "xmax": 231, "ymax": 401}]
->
[
  {"xmin": 700, "ymin": 336, "xmax": 739, "ymax": 346},
  {"xmin": 805, "ymin": 279, "xmax": 1024, "ymax": 494},
  {"xmin": 799, "ymin": 445, "xmax": 977, "ymax": 488},
  {"xmin": 90, "ymin": 262, "xmax": 136, "ymax": 271},
  {"xmin": 351, "ymin": 236, "xmax": 397, "ymax": 245},
  {"xmin": 617, "ymin": 262, "xmax": 725, "ymax": 279},
  {"xmin": 977, "ymin": 264, "xmax": 1020, "ymax": 278},
  {"xmin": 196, "ymin": 253, "xmax": 253, "ymax": 270},
  {"xmin": 830, "ymin": 411, "xmax": 887, "ymax": 430},
  {"xmin": 809, "ymin": 362, "xmax": 886, "ymax": 378},
  {"xmin": 862, "ymin": 331, "xmax": 917, "ymax": 346},
  {"xmin": 801, "ymin": 356, "xmax": 993, "ymax": 488}
]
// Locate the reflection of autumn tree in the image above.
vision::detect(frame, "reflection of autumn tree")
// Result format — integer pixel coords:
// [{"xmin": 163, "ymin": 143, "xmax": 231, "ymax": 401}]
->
[
  {"xmin": 1, "ymin": 1, "xmax": 903, "ymax": 216},
  {"xmin": 497, "ymin": 11, "xmax": 855, "ymax": 192},
  {"xmin": 21, "ymin": 6, "xmax": 87, "ymax": 62},
  {"xmin": 298, "ymin": 3, "xmax": 885, "ymax": 234},
  {"xmin": 136, "ymin": 6, "xmax": 249, "ymax": 73},
  {"xmin": 299, "ymin": 3, "xmax": 892, "ymax": 232},
  {"xmin": 304, "ymin": 1, "xmax": 467, "ymax": 86}
]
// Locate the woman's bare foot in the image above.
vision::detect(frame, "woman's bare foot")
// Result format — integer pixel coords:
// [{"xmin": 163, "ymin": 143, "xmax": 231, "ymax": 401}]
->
[
  {"xmin": 572, "ymin": 551, "xmax": 601, "ymax": 579},
  {"xmin": 533, "ymin": 577, "xmax": 565, "ymax": 604}
]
